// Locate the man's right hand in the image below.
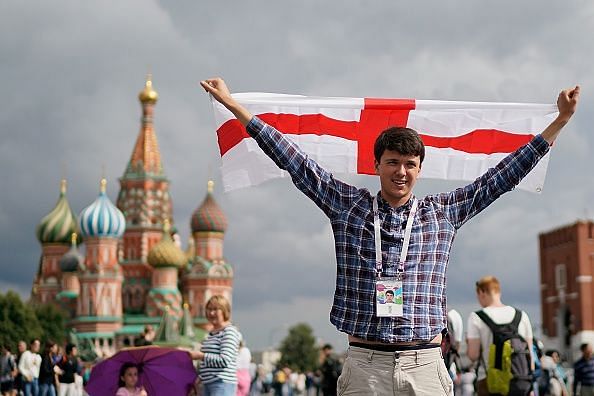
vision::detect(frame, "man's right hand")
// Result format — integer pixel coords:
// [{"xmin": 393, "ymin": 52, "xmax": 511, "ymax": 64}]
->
[{"xmin": 200, "ymin": 77, "xmax": 253, "ymax": 127}]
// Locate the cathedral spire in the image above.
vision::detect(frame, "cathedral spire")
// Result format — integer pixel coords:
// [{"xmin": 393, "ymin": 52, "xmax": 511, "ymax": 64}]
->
[{"xmin": 124, "ymin": 75, "xmax": 164, "ymax": 178}]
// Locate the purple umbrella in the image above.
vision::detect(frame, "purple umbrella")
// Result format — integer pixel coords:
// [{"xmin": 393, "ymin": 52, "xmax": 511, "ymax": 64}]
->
[{"xmin": 85, "ymin": 346, "xmax": 196, "ymax": 396}]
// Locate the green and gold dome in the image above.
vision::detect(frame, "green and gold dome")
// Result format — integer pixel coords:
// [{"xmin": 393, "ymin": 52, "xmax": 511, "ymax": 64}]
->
[{"xmin": 36, "ymin": 180, "xmax": 80, "ymax": 244}]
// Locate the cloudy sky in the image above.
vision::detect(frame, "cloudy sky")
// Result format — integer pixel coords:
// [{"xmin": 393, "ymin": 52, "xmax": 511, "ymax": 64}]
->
[{"xmin": 1, "ymin": 1, "xmax": 592, "ymax": 352}]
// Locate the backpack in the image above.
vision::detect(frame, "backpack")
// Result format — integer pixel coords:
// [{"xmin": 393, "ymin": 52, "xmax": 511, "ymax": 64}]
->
[
  {"xmin": 441, "ymin": 329, "xmax": 461, "ymax": 375},
  {"xmin": 476, "ymin": 308, "xmax": 533, "ymax": 396}
]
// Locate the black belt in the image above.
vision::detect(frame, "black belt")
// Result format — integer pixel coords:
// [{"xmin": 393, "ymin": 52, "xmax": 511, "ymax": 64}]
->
[{"xmin": 349, "ymin": 342, "xmax": 441, "ymax": 352}]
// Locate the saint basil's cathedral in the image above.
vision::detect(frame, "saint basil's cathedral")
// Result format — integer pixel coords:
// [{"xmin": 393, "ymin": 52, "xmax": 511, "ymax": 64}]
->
[{"xmin": 31, "ymin": 76, "xmax": 233, "ymax": 353}]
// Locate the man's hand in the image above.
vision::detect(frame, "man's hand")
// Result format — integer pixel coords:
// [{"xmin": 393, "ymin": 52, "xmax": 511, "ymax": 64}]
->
[
  {"xmin": 200, "ymin": 77, "xmax": 253, "ymax": 127},
  {"xmin": 541, "ymin": 85, "xmax": 580, "ymax": 145},
  {"xmin": 200, "ymin": 78, "xmax": 233, "ymax": 107},
  {"xmin": 557, "ymin": 85, "xmax": 580, "ymax": 122}
]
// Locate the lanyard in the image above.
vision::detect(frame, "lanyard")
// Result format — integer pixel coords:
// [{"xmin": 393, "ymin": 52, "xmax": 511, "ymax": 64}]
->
[{"xmin": 372, "ymin": 196, "xmax": 418, "ymax": 277}]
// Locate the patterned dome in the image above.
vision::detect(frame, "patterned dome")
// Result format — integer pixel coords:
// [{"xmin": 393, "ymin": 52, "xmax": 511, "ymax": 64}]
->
[
  {"xmin": 148, "ymin": 220, "xmax": 187, "ymax": 268},
  {"xmin": 79, "ymin": 179, "xmax": 126, "ymax": 238},
  {"xmin": 191, "ymin": 181, "xmax": 227, "ymax": 233},
  {"xmin": 59, "ymin": 233, "xmax": 84, "ymax": 272},
  {"xmin": 36, "ymin": 180, "xmax": 80, "ymax": 244}
]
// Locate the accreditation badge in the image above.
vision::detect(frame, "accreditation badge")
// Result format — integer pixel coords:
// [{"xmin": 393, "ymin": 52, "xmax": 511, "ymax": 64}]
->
[{"xmin": 376, "ymin": 277, "xmax": 403, "ymax": 317}]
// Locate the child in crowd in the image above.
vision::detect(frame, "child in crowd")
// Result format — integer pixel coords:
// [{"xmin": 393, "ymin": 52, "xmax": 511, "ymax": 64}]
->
[{"xmin": 116, "ymin": 362, "xmax": 147, "ymax": 396}]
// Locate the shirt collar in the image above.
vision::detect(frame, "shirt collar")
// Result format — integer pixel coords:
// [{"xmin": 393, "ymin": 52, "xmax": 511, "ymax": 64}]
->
[{"xmin": 375, "ymin": 192, "xmax": 416, "ymax": 213}]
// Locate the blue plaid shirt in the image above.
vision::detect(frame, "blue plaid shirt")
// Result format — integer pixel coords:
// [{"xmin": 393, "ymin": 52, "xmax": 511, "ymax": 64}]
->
[{"xmin": 246, "ymin": 116, "xmax": 550, "ymax": 343}]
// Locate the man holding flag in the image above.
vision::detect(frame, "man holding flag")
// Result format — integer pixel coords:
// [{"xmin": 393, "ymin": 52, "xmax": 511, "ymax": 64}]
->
[{"xmin": 201, "ymin": 78, "xmax": 579, "ymax": 395}]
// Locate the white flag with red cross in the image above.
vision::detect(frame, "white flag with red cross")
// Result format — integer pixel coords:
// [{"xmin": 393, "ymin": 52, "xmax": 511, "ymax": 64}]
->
[{"xmin": 209, "ymin": 93, "xmax": 557, "ymax": 193}]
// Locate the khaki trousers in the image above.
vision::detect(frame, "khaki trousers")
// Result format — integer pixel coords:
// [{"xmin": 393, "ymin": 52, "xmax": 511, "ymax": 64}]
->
[{"xmin": 337, "ymin": 346, "xmax": 453, "ymax": 395}]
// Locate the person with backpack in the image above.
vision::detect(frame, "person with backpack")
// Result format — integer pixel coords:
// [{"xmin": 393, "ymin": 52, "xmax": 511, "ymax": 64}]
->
[{"xmin": 467, "ymin": 275, "xmax": 534, "ymax": 396}]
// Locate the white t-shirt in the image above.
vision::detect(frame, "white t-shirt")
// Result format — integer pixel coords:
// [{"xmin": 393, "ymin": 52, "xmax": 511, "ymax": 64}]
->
[
  {"xmin": 236, "ymin": 346, "xmax": 252, "ymax": 370},
  {"xmin": 448, "ymin": 309, "xmax": 464, "ymax": 344},
  {"xmin": 18, "ymin": 350, "xmax": 41, "ymax": 380},
  {"xmin": 467, "ymin": 306, "xmax": 533, "ymax": 380}
]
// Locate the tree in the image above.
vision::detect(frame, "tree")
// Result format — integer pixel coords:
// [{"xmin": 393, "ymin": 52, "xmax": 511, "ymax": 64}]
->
[
  {"xmin": 277, "ymin": 323, "xmax": 319, "ymax": 373},
  {"xmin": 0, "ymin": 291, "xmax": 43, "ymax": 350},
  {"xmin": 34, "ymin": 302, "xmax": 67, "ymax": 345}
]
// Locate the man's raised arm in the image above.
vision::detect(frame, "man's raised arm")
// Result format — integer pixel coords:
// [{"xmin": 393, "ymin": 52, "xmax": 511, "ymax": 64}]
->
[
  {"xmin": 200, "ymin": 78, "xmax": 253, "ymax": 127},
  {"xmin": 541, "ymin": 85, "xmax": 580, "ymax": 145}
]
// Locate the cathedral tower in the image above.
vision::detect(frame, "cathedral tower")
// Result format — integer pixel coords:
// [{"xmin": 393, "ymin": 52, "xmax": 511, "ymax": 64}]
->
[
  {"xmin": 34, "ymin": 180, "xmax": 80, "ymax": 304},
  {"xmin": 57, "ymin": 233, "xmax": 83, "ymax": 319},
  {"xmin": 116, "ymin": 76, "xmax": 173, "ymax": 314},
  {"xmin": 74, "ymin": 179, "xmax": 125, "ymax": 336},
  {"xmin": 146, "ymin": 220, "xmax": 186, "ymax": 319},
  {"xmin": 182, "ymin": 181, "xmax": 233, "ymax": 328}
]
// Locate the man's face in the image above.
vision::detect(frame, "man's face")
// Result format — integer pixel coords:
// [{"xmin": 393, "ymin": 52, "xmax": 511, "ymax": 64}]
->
[
  {"xmin": 18, "ymin": 341, "xmax": 26, "ymax": 353},
  {"xmin": 375, "ymin": 150, "xmax": 421, "ymax": 208},
  {"xmin": 70, "ymin": 347, "xmax": 78, "ymax": 357},
  {"xmin": 386, "ymin": 293, "xmax": 394, "ymax": 303},
  {"xmin": 31, "ymin": 340, "xmax": 40, "ymax": 353}
]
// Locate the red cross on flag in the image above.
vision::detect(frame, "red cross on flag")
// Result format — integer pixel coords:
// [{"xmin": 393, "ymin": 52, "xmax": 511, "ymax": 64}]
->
[{"xmin": 210, "ymin": 93, "xmax": 558, "ymax": 193}]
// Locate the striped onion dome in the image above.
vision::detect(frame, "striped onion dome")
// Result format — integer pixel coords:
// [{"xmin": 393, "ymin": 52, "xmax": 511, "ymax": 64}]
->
[
  {"xmin": 78, "ymin": 179, "xmax": 126, "ymax": 238},
  {"xmin": 36, "ymin": 180, "xmax": 80, "ymax": 244},
  {"xmin": 148, "ymin": 220, "xmax": 187, "ymax": 268},
  {"xmin": 59, "ymin": 233, "xmax": 84, "ymax": 272},
  {"xmin": 190, "ymin": 181, "xmax": 227, "ymax": 233}
]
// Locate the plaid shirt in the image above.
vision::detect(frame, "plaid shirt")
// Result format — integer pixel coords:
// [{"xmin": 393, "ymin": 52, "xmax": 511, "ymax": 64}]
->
[{"xmin": 246, "ymin": 116, "xmax": 550, "ymax": 343}]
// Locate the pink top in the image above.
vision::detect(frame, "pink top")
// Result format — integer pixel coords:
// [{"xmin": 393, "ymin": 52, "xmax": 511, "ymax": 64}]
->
[{"xmin": 115, "ymin": 387, "xmax": 147, "ymax": 396}]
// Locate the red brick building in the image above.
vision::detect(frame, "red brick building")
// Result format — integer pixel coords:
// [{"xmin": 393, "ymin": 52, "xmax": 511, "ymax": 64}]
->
[{"xmin": 539, "ymin": 220, "xmax": 594, "ymax": 358}]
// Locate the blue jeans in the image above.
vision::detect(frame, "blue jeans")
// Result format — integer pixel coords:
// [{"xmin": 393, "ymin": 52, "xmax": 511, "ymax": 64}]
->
[
  {"xmin": 39, "ymin": 383, "xmax": 56, "ymax": 396},
  {"xmin": 202, "ymin": 380, "xmax": 236, "ymax": 396},
  {"xmin": 23, "ymin": 378, "xmax": 39, "ymax": 396}
]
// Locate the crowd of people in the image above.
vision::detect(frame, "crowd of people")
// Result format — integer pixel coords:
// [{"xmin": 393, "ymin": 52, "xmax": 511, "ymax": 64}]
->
[
  {"xmin": 4, "ymin": 286, "xmax": 594, "ymax": 396},
  {"xmin": 0, "ymin": 340, "xmax": 86, "ymax": 396}
]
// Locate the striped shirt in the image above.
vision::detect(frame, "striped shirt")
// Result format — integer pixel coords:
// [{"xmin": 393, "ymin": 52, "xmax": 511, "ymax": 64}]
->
[
  {"xmin": 199, "ymin": 325, "xmax": 241, "ymax": 384},
  {"xmin": 573, "ymin": 356, "xmax": 594, "ymax": 394},
  {"xmin": 246, "ymin": 116, "xmax": 550, "ymax": 343}
]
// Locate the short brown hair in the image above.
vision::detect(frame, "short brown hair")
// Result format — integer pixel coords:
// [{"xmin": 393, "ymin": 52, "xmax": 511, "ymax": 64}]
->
[
  {"xmin": 206, "ymin": 295, "xmax": 231, "ymax": 321},
  {"xmin": 374, "ymin": 127, "xmax": 425, "ymax": 164},
  {"xmin": 475, "ymin": 275, "xmax": 501, "ymax": 294}
]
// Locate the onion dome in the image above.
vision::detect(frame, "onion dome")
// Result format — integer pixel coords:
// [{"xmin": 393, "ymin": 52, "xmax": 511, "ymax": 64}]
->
[
  {"xmin": 59, "ymin": 233, "xmax": 84, "ymax": 272},
  {"xmin": 138, "ymin": 74, "xmax": 158, "ymax": 104},
  {"xmin": 36, "ymin": 180, "xmax": 80, "ymax": 244},
  {"xmin": 148, "ymin": 220, "xmax": 187, "ymax": 268},
  {"xmin": 79, "ymin": 179, "xmax": 126, "ymax": 238},
  {"xmin": 191, "ymin": 181, "xmax": 228, "ymax": 233}
]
